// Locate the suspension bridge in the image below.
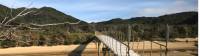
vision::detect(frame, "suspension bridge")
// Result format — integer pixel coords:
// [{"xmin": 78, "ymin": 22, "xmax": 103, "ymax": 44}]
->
[
  {"xmin": 95, "ymin": 32, "xmax": 139, "ymax": 56},
  {"xmin": 91, "ymin": 24, "xmax": 171, "ymax": 56}
]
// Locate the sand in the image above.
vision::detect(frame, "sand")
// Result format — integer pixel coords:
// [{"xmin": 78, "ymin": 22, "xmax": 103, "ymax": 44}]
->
[
  {"xmin": 0, "ymin": 45, "xmax": 79, "ymax": 54},
  {"xmin": 174, "ymin": 38, "xmax": 198, "ymax": 42},
  {"xmin": 0, "ymin": 41, "xmax": 197, "ymax": 56},
  {"xmin": 128, "ymin": 41, "xmax": 197, "ymax": 51}
]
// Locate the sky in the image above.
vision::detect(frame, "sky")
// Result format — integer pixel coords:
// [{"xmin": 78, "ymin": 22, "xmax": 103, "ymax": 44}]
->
[{"xmin": 0, "ymin": 0, "xmax": 198, "ymax": 23}]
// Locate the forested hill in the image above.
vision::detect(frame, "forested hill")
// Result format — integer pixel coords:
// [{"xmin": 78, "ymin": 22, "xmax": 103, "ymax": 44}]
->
[
  {"xmin": 0, "ymin": 4, "xmax": 87, "ymax": 25},
  {"xmin": 96, "ymin": 11, "xmax": 198, "ymax": 25},
  {"xmin": 0, "ymin": 3, "xmax": 197, "ymax": 25}
]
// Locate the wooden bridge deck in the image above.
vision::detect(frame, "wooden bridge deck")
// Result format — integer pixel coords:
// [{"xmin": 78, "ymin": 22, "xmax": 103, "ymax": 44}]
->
[{"xmin": 95, "ymin": 33, "xmax": 139, "ymax": 56}]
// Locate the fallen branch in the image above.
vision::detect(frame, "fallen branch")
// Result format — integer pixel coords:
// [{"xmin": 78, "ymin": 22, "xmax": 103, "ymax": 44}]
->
[
  {"xmin": 4, "ymin": 9, "xmax": 31, "ymax": 25},
  {"xmin": 4, "ymin": 2, "xmax": 33, "ymax": 25},
  {"xmin": 20, "ymin": 11, "xmax": 34, "ymax": 16},
  {"xmin": 1, "ymin": 17, "xmax": 8, "ymax": 24}
]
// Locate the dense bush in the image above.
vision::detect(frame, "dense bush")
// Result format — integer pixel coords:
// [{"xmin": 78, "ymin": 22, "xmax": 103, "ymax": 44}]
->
[
  {"xmin": 0, "ymin": 28, "xmax": 94, "ymax": 48},
  {"xmin": 0, "ymin": 39, "xmax": 16, "ymax": 48},
  {"xmin": 96, "ymin": 24, "xmax": 197, "ymax": 41}
]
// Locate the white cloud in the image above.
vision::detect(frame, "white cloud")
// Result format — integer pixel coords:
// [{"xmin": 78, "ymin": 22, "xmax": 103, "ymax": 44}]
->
[
  {"xmin": 174, "ymin": 0, "xmax": 188, "ymax": 6},
  {"xmin": 138, "ymin": 0, "xmax": 197, "ymax": 17},
  {"xmin": 143, "ymin": 8, "xmax": 166, "ymax": 14}
]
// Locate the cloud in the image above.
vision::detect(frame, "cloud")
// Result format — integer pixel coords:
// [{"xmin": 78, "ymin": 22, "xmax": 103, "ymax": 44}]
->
[
  {"xmin": 137, "ymin": 0, "xmax": 198, "ymax": 17},
  {"xmin": 143, "ymin": 8, "xmax": 166, "ymax": 15}
]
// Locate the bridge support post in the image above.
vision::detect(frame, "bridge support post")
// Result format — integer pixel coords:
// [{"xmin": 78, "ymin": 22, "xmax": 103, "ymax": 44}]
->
[
  {"xmin": 160, "ymin": 45, "xmax": 162, "ymax": 56},
  {"xmin": 127, "ymin": 25, "xmax": 131, "ymax": 56},
  {"xmin": 150, "ymin": 40, "xmax": 152, "ymax": 56},
  {"xmin": 165, "ymin": 24, "xmax": 169, "ymax": 56},
  {"xmin": 108, "ymin": 48, "xmax": 110, "ymax": 56},
  {"xmin": 98, "ymin": 42, "xmax": 101, "ymax": 56},
  {"xmin": 102, "ymin": 45, "xmax": 107, "ymax": 56}
]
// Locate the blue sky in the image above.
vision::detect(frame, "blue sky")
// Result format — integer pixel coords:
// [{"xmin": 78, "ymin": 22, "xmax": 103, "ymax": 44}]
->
[{"xmin": 0, "ymin": 0, "xmax": 198, "ymax": 23}]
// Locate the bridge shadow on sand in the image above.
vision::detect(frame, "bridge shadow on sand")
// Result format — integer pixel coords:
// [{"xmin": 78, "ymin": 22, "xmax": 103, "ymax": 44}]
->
[{"xmin": 68, "ymin": 37, "xmax": 95, "ymax": 56}]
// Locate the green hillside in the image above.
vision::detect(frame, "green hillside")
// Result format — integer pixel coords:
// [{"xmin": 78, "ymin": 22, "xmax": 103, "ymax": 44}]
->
[
  {"xmin": 0, "ymin": 4, "xmax": 86, "ymax": 25},
  {"xmin": 97, "ymin": 11, "xmax": 198, "ymax": 25}
]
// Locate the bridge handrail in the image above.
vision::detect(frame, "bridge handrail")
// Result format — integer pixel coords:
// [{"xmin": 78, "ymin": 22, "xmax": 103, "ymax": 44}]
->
[{"xmin": 95, "ymin": 31, "xmax": 128, "ymax": 47}]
